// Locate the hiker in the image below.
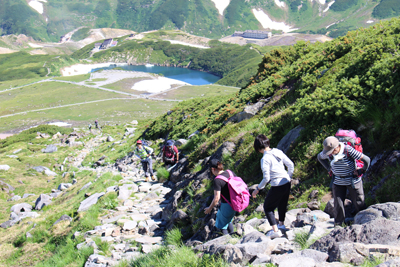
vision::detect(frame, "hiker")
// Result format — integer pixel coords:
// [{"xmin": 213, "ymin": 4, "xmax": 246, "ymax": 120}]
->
[
  {"xmin": 95, "ymin": 120, "xmax": 99, "ymax": 129},
  {"xmin": 88, "ymin": 123, "xmax": 92, "ymax": 131},
  {"xmin": 318, "ymin": 136, "xmax": 370, "ymax": 226},
  {"xmin": 204, "ymin": 159, "xmax": 235, "ymax": 235},
  {"xmin": 162, "ymin": 140, "xmax": 179, "ymax": 167},
  {"xmin": 252, "ymin": 134, "xmax": 294, "ymax": 238},
  {"xmin": 135, "ymin": 140, "xmax": 156, "ymax": 181}
]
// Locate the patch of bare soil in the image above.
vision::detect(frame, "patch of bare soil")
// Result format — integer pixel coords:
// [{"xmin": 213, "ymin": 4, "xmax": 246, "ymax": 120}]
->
[
  {"xmin": 220, "ymin": 33, "xmax": 333, "ymax": 47},
  {"xmin": 0, "ymin": 47, "xmax": 17, "ymax": 54}
]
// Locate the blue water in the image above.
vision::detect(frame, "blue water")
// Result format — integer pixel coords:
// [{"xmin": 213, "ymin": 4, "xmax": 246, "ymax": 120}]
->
[{"xmin": 92, "ymin": 64, "xmax": 221, "ymax": 85}]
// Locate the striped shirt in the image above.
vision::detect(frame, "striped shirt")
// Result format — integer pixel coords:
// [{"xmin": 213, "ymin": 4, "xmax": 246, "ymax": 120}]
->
[{"xmin": 319, "ymin": 143, "xmax": 362, "ymax": 186}]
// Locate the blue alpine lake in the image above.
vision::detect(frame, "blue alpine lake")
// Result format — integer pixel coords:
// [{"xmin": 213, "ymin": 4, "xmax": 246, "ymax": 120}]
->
[{"xmin": 92, "ymin": 64, "xmax": 221, "ymax": 85}]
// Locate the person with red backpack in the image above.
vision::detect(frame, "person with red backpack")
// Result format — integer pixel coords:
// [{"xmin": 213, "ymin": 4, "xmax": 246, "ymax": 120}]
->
[
  {"xmin": 162, "ymin": 140, "xmax": 179, "ymax": 167},
  {"xmin": 317, "ymin": 132, "xmax": 370, "ymax": 226},
  {"xmin": 204, "ymin": 159, "xmax": 250, "ymax": 235},
  {"xmin": 252, "ymin": 134, "xmax": 294, "ymax": 239}
]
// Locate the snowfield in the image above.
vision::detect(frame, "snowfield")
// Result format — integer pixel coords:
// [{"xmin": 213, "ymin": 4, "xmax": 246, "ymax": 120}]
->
[
  {"xmin": 28, "ymin": 0, "xmax": 47, "ymax": 14},
  {"xmin": 167, "ymin": 40, "xmax": 210, "ymax": 49},
  {"xmin": 323, "ymin": 1, "xmax": 335, "ymax": 13},
  {"xmin": 274, "ymin": 0, "xmax": 286, "ymax": 8},
  {"xmin": 252, "ymin": 9, "xmax": 298, "ymax": 33},
  {"xmin": 61, "ymin": 63, "xmax": 128, "ymax": 76},
  {"xmin": 131, "ymin": 77, "xmax": 189, "ymax": 93},
  {"xmin": 367, "ymin": 20, "xmax": 374, "ymax": 24},
  {"xmin": 211, "ymin": 0, "xmax": 230, "ymax": 16}
]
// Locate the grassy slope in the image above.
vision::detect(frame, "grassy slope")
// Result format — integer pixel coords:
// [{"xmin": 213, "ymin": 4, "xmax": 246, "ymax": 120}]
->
[
  {"xmin": 151, "ymin": 85, "xmax": 240, "ymax": 100},
  {"xmin": 143, "ymin": 17, "xmax": 400, "ymax": 218},
  {"xmin": 0, "ymin": 82, "xmax": 130, "ymax": 116}
]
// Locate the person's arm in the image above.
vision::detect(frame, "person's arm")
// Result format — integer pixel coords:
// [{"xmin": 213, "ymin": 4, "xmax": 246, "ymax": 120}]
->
[
  {"xmin": 252, "ymin": 157, "xmax": 271, "ymax": 198},
  {"xmin": 317, "ymin": 152, "xmax": 331, "ymax": 172},
  {"xmin": 145, "ymin": 146, "xmax": 153, "ymax": 156},
  {"xmin": 281, "ymin": 152, "xmax": 294, "ymax": 178},
  {"xmin": 204, "ymin": 190, "xmax": 220, "ymax": 214},
  {"xmin": 174, "ymin": 146, "xmax": 179, "ymax": 162}
]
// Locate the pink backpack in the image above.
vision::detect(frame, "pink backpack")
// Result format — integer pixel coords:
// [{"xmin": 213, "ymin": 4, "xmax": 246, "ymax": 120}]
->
[
  {"xmin": 334, "ymin": 129, "xmax": 364, "ymax": 170},
  {"xmin": 215, "ymin": 170, "xmax": 250, "ymax": 212}
]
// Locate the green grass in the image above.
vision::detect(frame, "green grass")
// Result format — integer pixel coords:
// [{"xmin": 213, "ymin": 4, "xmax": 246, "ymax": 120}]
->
[
  {"xmin": 52, "ymin": 74, "xmax": 90, "ymax": 83},
  {"xmin": 152, "ymin": 85, "xmax": 239, "ymax": 100},
  {"xmin": 164, "ymin": 228, "xmax": 183, "ymax": 246},
  {"xmin": 0, "ymin": 81, "xmax": 130, "ymax": 117},
  {"xmin": 156, "ymin": 167, "xmax": 170, "ymax": 182},
  {"xmin": 0, "ymin": 78, "xmax": 47, "ymax": 91}
]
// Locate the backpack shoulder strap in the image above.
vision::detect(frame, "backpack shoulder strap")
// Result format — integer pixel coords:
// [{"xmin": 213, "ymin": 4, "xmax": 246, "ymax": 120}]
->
[
  {"xmin": 215, "ymin": 174, "xmax": 229, "ymax": 183},
  {"xmin": 226, "ymin": 170, "xmax": 234, "ymax": 178}
]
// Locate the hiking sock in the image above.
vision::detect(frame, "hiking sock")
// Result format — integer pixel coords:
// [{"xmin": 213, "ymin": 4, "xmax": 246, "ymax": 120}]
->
[{"xmin": 228, "ymin": 223, "xmax": 234, "ymax": 234}]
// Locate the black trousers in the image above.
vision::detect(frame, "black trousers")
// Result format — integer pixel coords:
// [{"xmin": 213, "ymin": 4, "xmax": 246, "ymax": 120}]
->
[{"xmin": 263, "ymin": 182, "xmax": 291, "ymax": 226}]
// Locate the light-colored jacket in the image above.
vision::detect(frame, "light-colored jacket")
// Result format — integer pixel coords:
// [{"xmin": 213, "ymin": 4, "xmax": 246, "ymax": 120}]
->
[
  {"xmin": 258, "ymin": 148, "xmax": 294, "ymax": 189},
  {"xmin": 135, "ymin": 145, "xmax": 153, "ymax": 160}
]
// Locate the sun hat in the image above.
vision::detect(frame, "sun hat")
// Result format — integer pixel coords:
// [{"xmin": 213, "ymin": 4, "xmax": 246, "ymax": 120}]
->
[{"xmin": 322, "ymin": 136, "xmax": 339, "ymax": 155}]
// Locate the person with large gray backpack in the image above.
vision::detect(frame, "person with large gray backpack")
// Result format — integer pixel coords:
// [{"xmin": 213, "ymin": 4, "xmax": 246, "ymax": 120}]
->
[{"xmin": 318, "ymin": 129, "xmax": 371, "ymax": 226}]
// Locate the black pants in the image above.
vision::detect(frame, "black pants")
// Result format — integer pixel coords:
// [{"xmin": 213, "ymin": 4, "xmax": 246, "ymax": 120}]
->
[
  {"xmin": 263, "ymin": 182, "xmax": 291, "ymax": 226},
  {"xmin": 332, "ymin": 181, "xmax": 365, "ymax": 224}
]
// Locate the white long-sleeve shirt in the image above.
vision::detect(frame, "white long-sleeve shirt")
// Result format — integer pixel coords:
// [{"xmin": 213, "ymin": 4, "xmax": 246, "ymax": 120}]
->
[{"xmin": 258, "ymin": 148, "xmax": 294, "ymax": 189}]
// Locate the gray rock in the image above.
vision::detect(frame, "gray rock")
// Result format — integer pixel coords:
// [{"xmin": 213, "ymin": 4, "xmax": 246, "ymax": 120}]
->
[
  {"xmin": 78, "ymin": 193, "xmax": 105, "ymax": 212},
  {"xmin": 35, "ymin": 194, "xmax": 52, "ymax": 210},
  {"xmin": 276, "ymin": 256, "xmax": 316, "ymax": 267},
  {"xmin": 53, "ymin": 215, "xmax": 72, "ymax": 226},
  {"xmin": 175, "ymin": 139, "xmax": 188, "ymax": 147},
  {"xmin": 194, "ymin": 235, "xmax": 232, "ymax": 253},
  {"xmin": 10, "ymin": 203, "xmax": 33, "ymax": 214},
  {"xmin": 123, "ymin": 221, "xmax": 137, "ymax": 231},
  {"xmin": 50, "ymin": 191, "xmax": 63, "ymax": 198},
  {"xmin": 172, "ymin": 210, "xmax": 188, "ymax": 222},
  {"xmin": 106, "ymin": 136, "xmax": 114, "ymax": 142},
  {"xmin": 79, "ymin": 182, "xmax": 92, "ymax": 193},
  {"xmin": 143, "ymin": 192, "xmax": 159, "ymax": 202},
  {"xmin": 13, "ymin": 149, "xmax": 22, "ymax": 154},
  {"xmin": 215, "ymin": 244, "xmax": 243, "ymax": 264},
  {"xmin": 354, "ymin": 202, "xmax": 400, "ymax": 225},
  {"xmin": 42, "ymin": 144, "xmax": 57, "ymax": 153},
  {"xmin": 44, "ymin": 169, "xmax": 57, "ymax": 177},
  {"xmin": 0, "ymin": 220, "xmax": 18, "ymax": 228},
  {"xmin": 0, "ymin": 180, "xmax": 15, "ymax": 191},
  {"xmin": 9, "ymin": 195, "xmax": 21, "ymax": 201},
  {"xmin": 10, "ymin": 212, "xmax": 20, "ymax": 221},
  {"xmin": 33, "ymin": 166, "xmax": 50, "ymax": 172},
  {"xmin": 58, "ymin": 183, "xmax": 72, "ymax": 191},
  {"xmin": 0, "ymin": 165, "xmax": 10, "ymax": 171},
  {"xmin": 106, "ymin": 185, "xmax": 118, "ymax": 193},
  {"xmin": 225, "ymin": 101, "xmax": 265, "ymax": 124},
  {"xmin": 210, "ymin": 142, "xmax": 236, "ymax": 162},
  {"xmin": 235, "ymin": 241, "xmax": 272, "ymax": 261},
  {"xmin": 72, "ymin": 179, "xmax": 77, "ymax": 185},
  {"xmin": 239, "ymin": 231, "xmax": 270, "ymax": 244},
  {"xmin": 377, "ymin": 257, "xmax": 400, "ymax": 267},
  {"xmin": 277, "ymin": 125, "xmax": 304, "ymax": 154},
  {"xmin": 188, "ymin": 130, "xmax": 199, "ymax": 139},
  {"xmin": 310, "ymin": 218, "xmax": 400, "ymax": 262},
  {"xmin": 22, "ymin": 194, "xmax": 35, "ymax": 199}
]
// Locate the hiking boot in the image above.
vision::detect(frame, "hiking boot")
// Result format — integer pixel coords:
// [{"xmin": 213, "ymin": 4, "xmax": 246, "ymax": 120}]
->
[
  {"xmin": 145, "ymin": 177, "xmax": 150, "ymax": 182},
  {"xmin": 151, "ymin": 175, "xmax": 157, "ymax": 181},
  {"xmin": 266, "ymin": 230, "xmax": 283, "ymax": 239}
]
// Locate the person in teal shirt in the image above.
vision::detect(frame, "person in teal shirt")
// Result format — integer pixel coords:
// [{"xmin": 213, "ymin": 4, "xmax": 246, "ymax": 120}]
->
[{"xmin": 135, "ymin": 140, "xmax": 156, "ymax": 181}]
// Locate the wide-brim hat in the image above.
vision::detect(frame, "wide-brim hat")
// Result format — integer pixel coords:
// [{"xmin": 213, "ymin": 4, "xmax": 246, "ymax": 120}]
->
[{"xmin": 322, "ymin": 136, "xmax": 339, "ymax": 155}]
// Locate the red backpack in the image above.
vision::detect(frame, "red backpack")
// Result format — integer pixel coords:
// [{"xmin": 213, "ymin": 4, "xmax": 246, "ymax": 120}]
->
[
  {"xmin": 332, "ymin": 129, "xmax": 364, "ymax": 174},
  {"xmin": 215, "ymin": 170, "xmax": 250, "ymax": 212}
]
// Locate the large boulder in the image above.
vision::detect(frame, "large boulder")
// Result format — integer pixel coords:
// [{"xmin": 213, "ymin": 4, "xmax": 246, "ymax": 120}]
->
[
  {"xmin": 277, "ymin": 125, "xmax": 304, "ymax": 154},
  {"xmin": 53, "ymin": 215, "xmax": 72, "ymax": 226},
  {"xmin": 225, "ymin": 101, "xmax": 266, "ymax": 124},
  {"xmin": 58, "ymin": 183, "xmax": 72, "ymax": 191},
  {"xmin": 354, "ymin": 202, "xmax": 400, "ymax": 225},
  {"xmin": 78, "ymin": 193, "xmax": 105, "ymax": 212},
  {"xmin": 169, "ymin": 158, "xmax": 189, "ymax": 183},
  {"xmin": 210, "ymin": 142, "xmax": 236, "ymax": 162},
  {"xmin": 0, "ymin": 180, "xmax": 15, "ymax": 191},
  {"xmin": 44, "ymin": 169, "xmax": 57, "ymax": 176},
  {"xmin": 175, "ymin": 139, "xmax": 188, "ymax": 147},
  {"xmin": 11, "ymin": 203, "xmax": 33, "ymax": 214},
  {"xmin": 0, "ymin": 165, "xmax": 10, "ymax": 171},
  {"xmin": 310, "ymin": 218, "xmax": 400, "ymax": 262},
  {"xmin": 33, "ymin": 166, "xmax": 50, "ymax": 172},
  {"xmin": 35, "ymin": 194, "xmax": 52, "ymax": 210},
  {"xmin": 42, "ymin": 145, "xmax": 57, "ymax": 153}
]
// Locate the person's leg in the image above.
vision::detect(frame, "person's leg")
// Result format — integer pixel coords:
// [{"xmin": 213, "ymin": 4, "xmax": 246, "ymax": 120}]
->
[
  {"xmin": 215, "ymin": 203, "xmax": 235, "ymax": 234},
  {"xmin": 228, "ymin": 222, "xmax": 234, "ymax": 234},
  {"xmin": 332, "ymin": 183, "xmax": 347, "ymax": 225},
  {"xmin": 147, "ymin": 158, "xmax": 154, "ymax": 177},
  {"xmin": 142, "ymin": 161, "xmax": 149, "ymax": 177},
  {"xmin": 277, "ymin": 182, "xmax": 291, "ymax": 227},
  {"xmin": 263, "ymin": 187, "xmax": 280, "ymax": 230},
  {"xmin": 349, "ymin": 180, "xmax": 366, "ymax": 215}
]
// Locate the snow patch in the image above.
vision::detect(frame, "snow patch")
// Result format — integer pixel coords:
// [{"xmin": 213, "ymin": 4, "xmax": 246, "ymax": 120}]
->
[
  {"xmin": 252, "ymin": 9, "xmax": 298, "ymax": 33},
  {"xmin": 167, "ymin": 40, "xmax": 209, "ymax": 49},
  {"xmin": 61, "ymin": 63, "xmax": 127, "ymax": 76},
  {"xmin": 274, "ymin": 0, "xmax": 286, "ymax": 8},
  {"xmin": 323, "ymin": 1, "xmax": 335, "ymax": 13},
  {"xmin": 132, "ymin": 77, "xmax": 189, "ymax": 93},
  {"xmin": 48, "ymin": 122, "xmax": 72, "ymax": 127},
  {"xmin": 28, "ymin": 43, "xmax": 43, "ymax": 48},
  {"xmin": 316, "ymin": 0, "xmax": 326, "ymax": 4},
  {"xmin": 326, "ymin": 22, "xmax": 336, "ymax": 29},
  {"xmin": 210, "ymin": 0, "xmax": 230, "ymax": 16},
  {"xmin": 366, "ymin": 20, "xmax": 374, "ymax": 24},
  {"xmin": 28, "ymin": 0, "xmax": 47, "ymax": 14}
]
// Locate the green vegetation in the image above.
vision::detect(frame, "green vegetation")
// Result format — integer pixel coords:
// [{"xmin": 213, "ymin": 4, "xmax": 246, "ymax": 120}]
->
[
  {"xmin": 330, "ymin": 0, "xmax": 359, "ymax": 12},
  {"xmin": 52, "ymin": 74, "xmax": 90, "ymax": 83},
  {"xmin": 71, "ymin": 28, "xmax": 91, "ymax": 42},
  {"xmin": 372, "ymin": 0, "xmax": 400, "ymax": 19},
  {"xmin": 153, "ymin": 85, "xmax": 239, "ymax": 100},
  {"xmin": 156, "ymin": 167, "xmax": 170, "ymax": 183}
]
